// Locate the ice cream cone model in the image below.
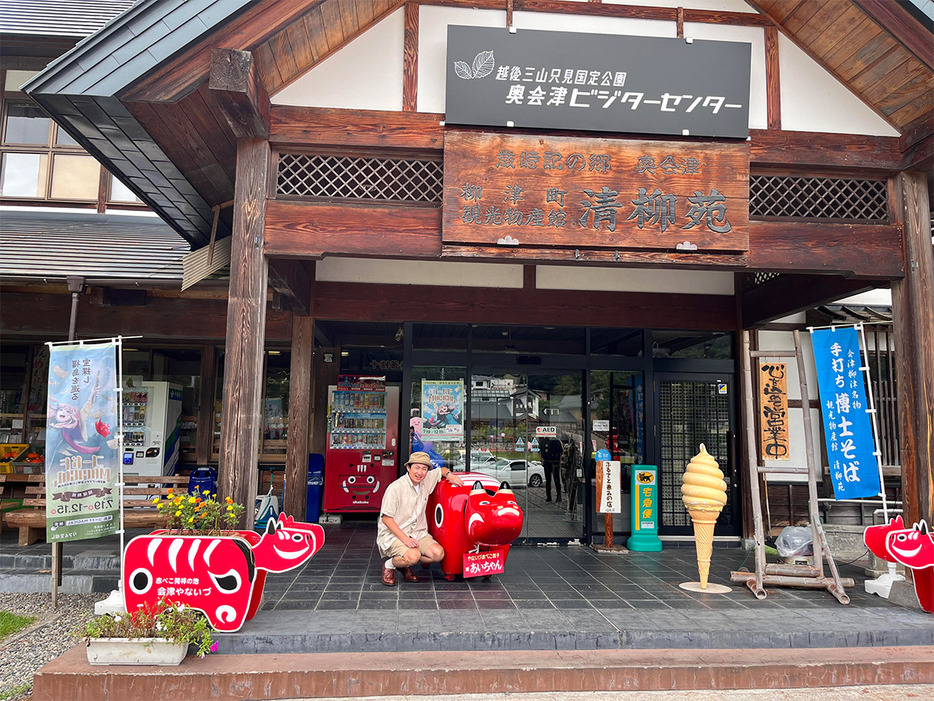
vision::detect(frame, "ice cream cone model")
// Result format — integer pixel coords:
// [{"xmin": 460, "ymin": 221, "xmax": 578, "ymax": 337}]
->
[{"xmin": 681, "ymin": 444, "xmax": 727, "ymax": 589}]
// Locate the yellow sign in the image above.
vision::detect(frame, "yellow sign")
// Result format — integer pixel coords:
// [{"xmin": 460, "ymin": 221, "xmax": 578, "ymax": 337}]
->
[{"xmin": 759, "ymin": 362, "xmax": 789, "ymax": 460}]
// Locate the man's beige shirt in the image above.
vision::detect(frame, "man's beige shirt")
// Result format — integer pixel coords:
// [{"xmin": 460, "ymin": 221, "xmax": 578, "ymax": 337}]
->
[{"xmin": 377, "ymin": 468, "xmax": 444, "ymax": 554}]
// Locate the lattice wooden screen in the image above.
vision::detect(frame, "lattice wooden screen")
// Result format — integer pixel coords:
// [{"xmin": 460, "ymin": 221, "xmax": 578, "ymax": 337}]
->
[
  {"xmin": 750, "ymin": 175, "xmax": 887, "ymax": 220},
  {"xmin": 277, "ymin": 153, "xmax": 443, "ymax": 203}
]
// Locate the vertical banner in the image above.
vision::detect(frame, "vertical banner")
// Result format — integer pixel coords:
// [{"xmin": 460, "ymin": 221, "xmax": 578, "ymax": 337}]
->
[
  {"xmin": 810, "ymin": 327, "xmax": 882, "ymax": 500},
  {"xmin": 45, "ymin": 341, "xmax": 119, "ymax": 542},
  {"xmin": 421, "ymin": 379, "xmax": 465, "ymax": 441},
  {"xmin": 627, "ymin": 465, "xmax": 662, "ymax": 551},
  {"xmin": 758, "ymin": 362, "xmax": 790, "ymax": 460},
  {"xmin": 596, "ymin": 459, "xmax": 621, "ymax": 513}
]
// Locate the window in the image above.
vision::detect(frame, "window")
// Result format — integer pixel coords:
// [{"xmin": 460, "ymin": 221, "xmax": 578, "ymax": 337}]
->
[{"xmin": 0, "ymin": 96, "xmax": 141, "ymax": 206}]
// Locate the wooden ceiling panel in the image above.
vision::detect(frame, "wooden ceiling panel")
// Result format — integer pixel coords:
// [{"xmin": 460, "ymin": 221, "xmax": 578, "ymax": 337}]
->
[
  {"xmin": 302, "ymin": 10, "xmax": 331, "ymax": 59},
  {"xmin": 747, "ymin": 0, "xmax": 933, "ymax": 137}
]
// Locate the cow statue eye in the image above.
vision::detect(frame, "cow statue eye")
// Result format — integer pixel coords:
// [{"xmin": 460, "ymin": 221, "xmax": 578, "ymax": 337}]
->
[
  {"xmin": 210, "ymin": 568, "xmax": 243, "ymax": 593},
  {"xmin": 128, "ymin": 567, "xmax": 152, "ymax": 595},
  {"xmin": 479, "ymin": 500, "xmax": 491, "ymax": 506},
  {"xmin": 434, "ymin": 503, "xmax": 444, "ymax": 528},
  {"xmin": 291, "ymin": 533, "xmax": 304, "ymax": 542}
]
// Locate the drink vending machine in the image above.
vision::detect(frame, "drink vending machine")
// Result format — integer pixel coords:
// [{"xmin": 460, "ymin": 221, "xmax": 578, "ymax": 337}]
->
[
  {"xmin": 322, "ymin": 375, "xmax": 399, "ymax": 513},
  {"xmin": 121, "ymin": 381, "xmax": 183, "ymax": 476}
]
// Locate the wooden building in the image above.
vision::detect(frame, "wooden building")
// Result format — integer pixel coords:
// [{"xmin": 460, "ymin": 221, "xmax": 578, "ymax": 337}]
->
[{"xmin": 5, "ymin": 0, "xmax": 932, "ymax": 544}]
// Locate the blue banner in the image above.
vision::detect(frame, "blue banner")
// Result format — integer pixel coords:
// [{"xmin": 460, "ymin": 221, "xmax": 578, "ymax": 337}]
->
[
  {"xmin": 46, "ymin": 341, "xmax": 119, "ymax": 542},
  {"xmin": 810, "ymin": 327, "xmax": 881, "ymax": 500}
]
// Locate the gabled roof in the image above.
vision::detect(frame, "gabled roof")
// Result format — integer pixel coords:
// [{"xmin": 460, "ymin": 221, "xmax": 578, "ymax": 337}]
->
[
  {"xmin": 0, "ymin": 210, "xmax": 189, "ymax": 283},
  {"xmin": 0, "ymin": 0, "xmax": 136, "ymax": 39},
  {"xmin": 23, "ymin": 0, "xmax": 932, "ymax": 249}
]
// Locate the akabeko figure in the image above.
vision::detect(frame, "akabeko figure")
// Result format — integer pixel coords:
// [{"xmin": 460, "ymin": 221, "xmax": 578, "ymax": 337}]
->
[{"xmin": 428, "ymin": 472, "xmax": 523, "ymax": 580}]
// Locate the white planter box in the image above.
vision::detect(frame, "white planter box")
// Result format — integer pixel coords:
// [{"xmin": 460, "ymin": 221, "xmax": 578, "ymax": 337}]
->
[{"xmin": 86, "ymin": 637, "xmax": 187, "ymax": 666}]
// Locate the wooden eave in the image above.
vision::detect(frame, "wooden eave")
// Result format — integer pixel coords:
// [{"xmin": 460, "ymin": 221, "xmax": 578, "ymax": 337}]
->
[{"xmin": 746, "ymin": 0, "xmax": 934, "ymax": 141}]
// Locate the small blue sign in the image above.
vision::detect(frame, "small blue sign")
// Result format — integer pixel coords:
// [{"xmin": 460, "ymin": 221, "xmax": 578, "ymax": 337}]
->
[{"xmin": 810, "ymin": 327, "xmax": 881, "ymax": 500}]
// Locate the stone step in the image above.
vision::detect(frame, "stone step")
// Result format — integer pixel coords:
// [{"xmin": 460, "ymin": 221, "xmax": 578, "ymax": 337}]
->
[
  {"xmin": 0, "ymin": 568, "xmax": 118, "ymax": 593},
  {"xmin": 32, "ymin": 645, "xmax": 934, "ymax": 700}
]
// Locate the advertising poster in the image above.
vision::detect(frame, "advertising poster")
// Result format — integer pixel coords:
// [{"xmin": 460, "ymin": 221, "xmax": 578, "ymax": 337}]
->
[
  {"xmin": 45, "ymin": 341, "xmax": 120, "ymax": 542},
  {"xmin": 421, "ymin": 380, "xmax": 464, "ymax": 442},
  {"xmin": 810, "ymin": 327, "xmax": 881, "ymax": 500}
]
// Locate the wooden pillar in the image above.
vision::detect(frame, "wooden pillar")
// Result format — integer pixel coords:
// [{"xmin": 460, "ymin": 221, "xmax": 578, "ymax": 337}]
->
[
  {"xmin": 284, "ymin": 313, "xmax": 313, "ymax": 516},
  {"xmin": 217, "ymin": 138, "xmax": 269, "ymax": 520},
  {"xmin": 195, "ymin": 343, "xmax": 217, "ymax": 466},
  {"xmin": 312, "ymin": 346, "xmax": 341, "ymax": 459},
  {"xmin": 891, "ymin": 171, "xmax": 934, "ymax": 525}
]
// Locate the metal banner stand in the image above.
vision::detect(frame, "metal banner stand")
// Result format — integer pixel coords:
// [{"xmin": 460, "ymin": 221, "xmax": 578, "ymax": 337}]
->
[{"xmin": 731, "ymin": 330, "xmax": 853, "ymax": 604}]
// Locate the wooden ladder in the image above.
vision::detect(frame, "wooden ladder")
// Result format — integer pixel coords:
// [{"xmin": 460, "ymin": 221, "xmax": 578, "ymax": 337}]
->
[{"xmin": 731, "ymin": 329, "xmax": 853, "ymax": 604}]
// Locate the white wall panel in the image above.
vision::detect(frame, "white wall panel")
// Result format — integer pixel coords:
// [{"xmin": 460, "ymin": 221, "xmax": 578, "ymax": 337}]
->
[
  {"xmin": 536, "ymin": 265, "xmax": 734, "ymax": 294},
  {"xmin": 271, "ymin": 9, "xmax": 404, "ymax": 109},
  {"xmin": 778, "ymin": 34, "xmax": 899, "ymax": 136},
  {"xmin": 316, "ymin": 257, "xmax": 523, "ymax": 288}
]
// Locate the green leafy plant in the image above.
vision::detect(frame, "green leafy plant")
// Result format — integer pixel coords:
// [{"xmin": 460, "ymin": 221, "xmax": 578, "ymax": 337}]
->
[
  {"xmin": 0, "ymin": 610, "xmax": 36, "ymax": 640},
  {"xmin": 79, "ymin": 599, "xmax": 216, "ymax": 657},
  {"xmin": 153, "ymin": 489, "xmax": 245, "ymax": 535}
]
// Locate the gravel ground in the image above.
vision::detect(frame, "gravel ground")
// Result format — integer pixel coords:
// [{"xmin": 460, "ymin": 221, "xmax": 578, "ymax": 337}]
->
[{"xmin": 0, "ymin": 592, "xmax": 100, "ymax": 701}]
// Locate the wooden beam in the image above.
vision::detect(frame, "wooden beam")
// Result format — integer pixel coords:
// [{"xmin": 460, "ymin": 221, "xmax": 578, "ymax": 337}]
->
[
  {"xmin": 747, "ymin": 221, "xmax": 903, "ymax": 278},
  {"xmin": 749, "ymin": 129, "xmax": 901, "ymax": 171},
  {"xmin": 891, "ymin": 171, "xmax": 934, "ymax": 527},
  {"xmin": 217, "ymin": 139, "xmax": 270, "ymax": 522},
  {"xmin": 123, "ymin": 0, "xmax": 326, "ymax": 103},
  {"xmin": 742, "ymin": 275, "xmax": 877, "ymax": 328},
  {"xmin": 764, "ymin": 26, "xmax": 781, "ymax": 130},
  {"xmin": 312, "ymin": 281, "xmax": 737, "ymax": 330},
  {"xmin": 268, "ymin": 259, "xmax": 315, "ymax": 315},
  {"xmin": 264, "ymin": 200, "xmax": 442, "ymax": 258},
  {"xmin": 195, "ymin": 343, "xmax": 217, "ymax": 466},
  {"xmin": 209, "ymin": 49, "xmax": 271, "ymax": 139},
  {"xmin": 419, "ymin": 0, "xmax": 771, "ymax": 26},
  {"xmin": 284, "ymin": 313, "xmax": 314, "ymax": 517},
  {"xmin": 270, "ymin": 106, "xmax": 444, "ymax": 150},
  {"xmin": 0, "ymin": 291, "xmax": 291, "ymax": 341},
  {"xmin": 403, "ymin": 3, "xmax": 419, "ymax": 112},
  {"xmin": 311, "ymin": 346, "xmax": 341, "ymax": 460},
  {"xmin": 853, "ymin": 0, "xmax": 934, "ymax": 72}
]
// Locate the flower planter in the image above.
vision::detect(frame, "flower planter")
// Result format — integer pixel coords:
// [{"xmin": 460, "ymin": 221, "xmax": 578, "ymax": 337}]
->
[{"xmin": 86, "ymin": 637, "xmax": 187, "ymax": 666}]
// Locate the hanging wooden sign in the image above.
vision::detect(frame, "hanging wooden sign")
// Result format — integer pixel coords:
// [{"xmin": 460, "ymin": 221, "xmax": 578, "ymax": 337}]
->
[
  {"xmin": 758, "ymin": 362, "xmax": 790, "ymax": 461},
  {"xmin": 443, "ymin": 131, "xmax": 749, "ymax": 253}
]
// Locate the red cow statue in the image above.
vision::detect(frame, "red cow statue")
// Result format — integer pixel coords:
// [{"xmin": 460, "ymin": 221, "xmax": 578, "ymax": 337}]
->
[
  {"xmin": 428, "ymin": 472, "xmax": 523, "ymax": 580},
  {"xmin": 864, "ymin": 516, "xmax": 933, "ymax": 614},
  {"xmin": 124, "ymin": 514, "xmax": 325, "ymax": 631}
]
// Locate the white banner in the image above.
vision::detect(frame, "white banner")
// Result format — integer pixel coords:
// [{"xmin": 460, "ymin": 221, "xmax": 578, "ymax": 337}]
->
[{"xmin": 597, "ymin": 460, "xmax": 621, "ymax": 514}]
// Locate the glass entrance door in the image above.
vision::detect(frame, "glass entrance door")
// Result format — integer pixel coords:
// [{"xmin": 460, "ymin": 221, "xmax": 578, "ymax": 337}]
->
[
  {"xmin": 467, "ymin": 371, "xmax": 584, "ymax": 542},
  {"xmin": 655, "ymin": 373, "xmax": 740, "ymax": 536}
]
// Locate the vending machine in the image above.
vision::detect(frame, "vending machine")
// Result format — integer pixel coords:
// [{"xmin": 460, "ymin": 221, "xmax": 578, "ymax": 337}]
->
[
  {"xmin": 121, "ymin": 381, "xmax": 183, "ymax": 476},
  {"xmin": 323, "ymin": 375, "xmax": 399, "ymax": 513}
]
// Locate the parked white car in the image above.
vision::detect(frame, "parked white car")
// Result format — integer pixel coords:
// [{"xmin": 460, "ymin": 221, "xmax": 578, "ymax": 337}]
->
[{"xmin": 473, "ymin": 458, "xmax": 544, "ymax": 488}]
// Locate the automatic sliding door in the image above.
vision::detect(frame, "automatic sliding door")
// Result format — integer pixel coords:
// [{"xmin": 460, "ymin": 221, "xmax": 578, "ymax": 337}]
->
[{"xmin": 468, "ymin": 371, "xmax": 583, "ymax": 542}]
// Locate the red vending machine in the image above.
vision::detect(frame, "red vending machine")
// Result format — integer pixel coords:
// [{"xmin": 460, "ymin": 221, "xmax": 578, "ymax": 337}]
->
[{"xmin": 322, "ymin": 375, "xmax": 399, "ymax": 513}]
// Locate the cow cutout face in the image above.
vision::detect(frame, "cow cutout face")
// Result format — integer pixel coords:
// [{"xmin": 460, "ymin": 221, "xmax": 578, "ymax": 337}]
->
[{"xmin": 464, "ymin": 481, "xmax": 523, "ymax": 546}]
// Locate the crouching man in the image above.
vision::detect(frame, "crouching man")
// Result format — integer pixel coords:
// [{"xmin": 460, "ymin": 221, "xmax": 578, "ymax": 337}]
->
[{"xmin": 377, "ymin": 451, "xmax": 464, "ymax": 586}]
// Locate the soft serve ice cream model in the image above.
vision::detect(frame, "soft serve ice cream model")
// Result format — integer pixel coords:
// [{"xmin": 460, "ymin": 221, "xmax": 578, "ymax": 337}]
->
[{"xmin": 681, "ymin": 444, "xmax": 728, "ymax": 589}]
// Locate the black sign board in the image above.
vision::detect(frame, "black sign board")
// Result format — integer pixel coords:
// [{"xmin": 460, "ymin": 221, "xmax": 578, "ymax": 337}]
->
[{"xmin": 445, "ymin": 26, "xmax": 751, "ymax": 139}]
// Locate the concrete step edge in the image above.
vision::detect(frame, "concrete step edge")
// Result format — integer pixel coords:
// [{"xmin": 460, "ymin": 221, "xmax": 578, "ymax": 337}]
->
[{"xmin": 32, "ymin": 645, "xmax": 934, "ymax": 700}]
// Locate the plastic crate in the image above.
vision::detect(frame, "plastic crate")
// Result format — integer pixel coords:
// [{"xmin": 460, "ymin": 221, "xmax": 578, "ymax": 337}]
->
[{"xmin": 11, "ymin": 445, "xmax": 44, "ymax": 474}]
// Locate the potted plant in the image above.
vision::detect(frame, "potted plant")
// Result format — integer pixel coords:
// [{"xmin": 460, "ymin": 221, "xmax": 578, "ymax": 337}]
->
[
  {"xmin": 80, "ymin": 598, "xmax": 216, "ymax": 666},
  {"xmin": 152, "ymin": 489, "xmax": 246, "ymax": 535}
]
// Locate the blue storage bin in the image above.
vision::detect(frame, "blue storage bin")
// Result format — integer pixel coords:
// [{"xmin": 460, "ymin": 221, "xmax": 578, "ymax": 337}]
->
[
  {"xmin": 306, "ymin": 454, "xmax": 324, "ymax": 523},
  {"xmin": 187, "ymin": 466, "xmax": 217, "ymax": 496}
]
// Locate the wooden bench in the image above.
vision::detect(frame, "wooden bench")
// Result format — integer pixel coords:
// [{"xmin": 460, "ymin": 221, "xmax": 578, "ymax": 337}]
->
[{"xmin": 1, "ymin": 474, "xmax": 188, "ymax": 546}]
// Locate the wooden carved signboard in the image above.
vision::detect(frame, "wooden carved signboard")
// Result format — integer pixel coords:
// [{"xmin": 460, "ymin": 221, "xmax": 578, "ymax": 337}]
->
[
  {"xmin": 443, "ymin": 131, "xmax": 749, "ymax": 252},
  {"xmin": 759, "ymin": 362, "xmax": 790, "ymax": 461}
]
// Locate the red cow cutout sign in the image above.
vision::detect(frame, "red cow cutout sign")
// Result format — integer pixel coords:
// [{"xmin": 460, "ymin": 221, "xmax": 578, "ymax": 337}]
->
[
  {"xmin": 864, "ymin": 516, "xmax": 933, "ymax": 614},
  {"xmin": 123, "ymin": 514, "xmax": 325, "ymax": 631}
]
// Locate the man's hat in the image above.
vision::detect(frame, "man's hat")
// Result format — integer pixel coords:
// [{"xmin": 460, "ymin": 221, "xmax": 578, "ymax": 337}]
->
[{"xmin": 405, "ymin": 451, "xmax": 433, "ymax": 468}]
